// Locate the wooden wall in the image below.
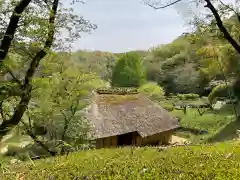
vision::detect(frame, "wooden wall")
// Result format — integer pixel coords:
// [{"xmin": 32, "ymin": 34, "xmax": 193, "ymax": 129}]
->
[
  {"xmin": 96, "ymin": 136, "xmax": 117, "ymax": 148},
  {"xmin": 95, "ymin": 130, "xmax": 174, "ymax": 148}
]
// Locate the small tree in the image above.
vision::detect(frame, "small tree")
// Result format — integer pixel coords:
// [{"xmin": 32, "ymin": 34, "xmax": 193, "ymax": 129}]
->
[
  {"xmin": 18, "ymin": 54, "xmax": 106, "ymax": 157},
  {"xmin": 111, "ymin": 52, "xmax": 146, "ymax": 87},
  {"xmin": 139, "ymin": 82, "xmax": 165, "ymax": 100}
]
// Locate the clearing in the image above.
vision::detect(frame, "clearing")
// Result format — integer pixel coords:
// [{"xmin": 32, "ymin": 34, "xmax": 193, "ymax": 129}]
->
[{"xmin": 159, "ymin": 98, "xmax": 238, "ymax": 144}]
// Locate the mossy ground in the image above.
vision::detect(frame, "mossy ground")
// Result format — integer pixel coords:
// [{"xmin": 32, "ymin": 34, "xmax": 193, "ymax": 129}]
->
[
  {"xmin": 98, "ymin": 94, "xmax": 139, "ymax": 104},
  {"xmin": 2, "ymin": 142, "xmax": 240, "ymax": 179}
]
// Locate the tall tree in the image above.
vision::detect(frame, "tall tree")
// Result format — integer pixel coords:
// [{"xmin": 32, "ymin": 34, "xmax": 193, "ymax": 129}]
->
[
  {"xmin": 20, "ymin": 54, "xmax": 106, "ymax": 156},
  {"xmin": 0, "ymin": 0, "xmax": 60, "ymax": 141},
  {"xmin": 0, "ymin": 0, "xmax": 96, "ymax": 140},
  {"xmin": 111, "ymin": 52, "xmax": 146, "ymax": 87}
]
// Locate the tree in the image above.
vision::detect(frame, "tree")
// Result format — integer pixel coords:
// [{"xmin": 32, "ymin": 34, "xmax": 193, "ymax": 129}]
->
[
  {"xmin": 139, "ymin": 81, "xmax": 165, "ymax": 100},
  {"xmin": 20, "ymin": 54, "xmax": 106, "ymax": 156},
  {"xmin": 142, "ymin": 0, "xmax": 240, "ymax": 54},
  {"xmin": 0, "ymin": 0, "xmax": 32, "ymax": 62},
  {"xmin": 208, "ymin": 82, "xmax": 234, "ymax": 104},
  {"xmin": 0, "ymin": 0, "xmax": 96, "ymax": 141},
  {"xmin": 143, "ymin": 0, "xmax": 240, "ymax": 103},
  {"xmin": 144, "ymin": 33, "xmax": 204, "ymax": 95},
  {"xmin": 111, "ymin": 52, "xmax": 146, "ymax": 87}
]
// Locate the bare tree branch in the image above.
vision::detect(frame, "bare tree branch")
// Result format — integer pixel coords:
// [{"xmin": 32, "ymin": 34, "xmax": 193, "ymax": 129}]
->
[
  {"xmin": 142, "ymin": 0, "xmax": 182, "ymax": 9},
  {"xmin": 219, "ymin": 0, "xmax": 240, "ymax": 22},
  {"xmin": 204, "ymin": 0, "xmax": 240, "ymax": 54},
  {"xmin": 21, "ymin": 120, "xmax": 56, "ymax": 156},
  {"xmin": 144, "ymin": 0, "xmax": 240, "ymax": 54}
]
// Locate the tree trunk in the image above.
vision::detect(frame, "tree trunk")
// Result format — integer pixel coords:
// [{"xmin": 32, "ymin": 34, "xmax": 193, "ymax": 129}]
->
[
  {"xmin": 0, "ymin": 0, "xmax": 32, "ymax": 62},
  {"xmin": 26, "ymin": 128, "xmax": 57, "ymax": 156},
  {"xmin": 0, "ymin": 0, "xmax": 59, "ymax": 140}
]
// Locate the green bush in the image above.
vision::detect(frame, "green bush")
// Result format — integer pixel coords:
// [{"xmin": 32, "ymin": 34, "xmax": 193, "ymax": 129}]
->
[
  {"xmin": 3, "ymin": 142, "xmax": 240, "ymax": 179},
  {"xmin": 111, "ymin": 52, "xmax": 146, "ymax": 87},
  {"xmin": 208, "ymin": 83, "xmax": 234, "ymax": 104},
  {"xmin": 138, "ymin": 82, "xmax": 165, "ymax": 100},
  {"xmin": 177, "ymin": 93, "xmax": 199, "ymax": 100}
]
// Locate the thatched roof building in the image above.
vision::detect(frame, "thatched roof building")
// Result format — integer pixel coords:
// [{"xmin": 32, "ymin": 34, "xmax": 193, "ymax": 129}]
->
[{"xmin": 85, "ymin": 88, "xmax": 179, "ymax": 148}]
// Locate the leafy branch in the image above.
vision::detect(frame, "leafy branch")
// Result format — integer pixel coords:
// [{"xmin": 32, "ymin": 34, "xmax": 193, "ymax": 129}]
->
[{"xmin": 0, "ymin": 0, "xmax": 60, "ymax": 140}]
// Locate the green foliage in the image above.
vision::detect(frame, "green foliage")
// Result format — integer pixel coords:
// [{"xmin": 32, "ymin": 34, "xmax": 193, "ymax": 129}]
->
[
  {"xmin": 3, "ymin": 142, "xmax": 240, "ymax": 179},
  {"xmin": 142, "ymin": 13, "xmax": 240, "ymax": 95},
  {"xmin": 72, "ymin": 50, "xmax": 116, "ymax": 80},
  {"xmin": 161, "ymin": 103, "xmax": 174, "ymax": 112},
  {"xmin": 171, "ymin": 105, "xmax": 235, "ymax": 143},
  {"xmin": 0, "ymin": 0, "xmax": 98, "ymax": 146},
  {"xmin": 138, "ymin": 82, "xmax": 165, "ymax": 100},
  {"xmin": 157, "ymin": 96, "xmax": 235, "ymax": 143},
  {"xmin": 111, "ymin": 52, "xmax": 146, "ymax": 87},
  {"xmin": 208, "ymin": 83, "xmax": 234, "ymax": 104},
  {"xmin": 145, "ymin": 34, "xmax": 204, "ymax": 94},
  {"xmin": 232, "ymin": 75, "xmax": 240, "ymax": 100},
  {"xmin": 14, "ymin": 53, "xmax": 108, "ymax": 157},
  {"xmin": 162, "ymin": 64, "xmax": 201, "ymax": 94},
  {"xmin": 177, "ymin": 93, "xmax": 200, "ymax": 100}
]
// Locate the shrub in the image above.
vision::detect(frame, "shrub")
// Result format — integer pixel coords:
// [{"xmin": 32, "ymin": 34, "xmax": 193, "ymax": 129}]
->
[
  {"xmin": 111, "ymin": 52, "xmax": 146, "ymax": 87},
  {"xmin": 3, "ymin": 143, "xmax": 240, "ymax": 179},
  {"xmin": 138, "ymin": 82, "xmax": 165, "ymax": 100},
  {"xmin": 177, "ymin": 93, "xmax": 199, "ymax": 100},
  {"xmin": 208, "ymin": 83, "xmax": 234, "ymax": 104}
]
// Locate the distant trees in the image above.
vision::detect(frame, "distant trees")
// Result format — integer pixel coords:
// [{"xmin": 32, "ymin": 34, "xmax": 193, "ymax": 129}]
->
[
  {"xmin": 111, "ymin": 52, "xmax": 146, "ymax": 87},
  {"xmin": 142, "ymin": 0, "xmax": 240, "ymax": 98},
  {"xmin": 143, "ymin": 34, "xmax": 204, "ymax": 95}
]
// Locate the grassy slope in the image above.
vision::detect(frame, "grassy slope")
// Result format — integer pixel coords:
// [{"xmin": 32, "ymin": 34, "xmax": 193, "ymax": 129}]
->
[
  {"xmin": 172, "ymin": 107, "xmax": 236, "ymax": 143},
  {"xmin": 159, "ymin": 98, "xmax": 237, "ymax": 143},
  {"xmin": 2, "ymin": 142, "xmax": 240, "ymax": 179},
  {"xmin": 1, "ymin": 97, "xmax": 239, "ymax": 179}
]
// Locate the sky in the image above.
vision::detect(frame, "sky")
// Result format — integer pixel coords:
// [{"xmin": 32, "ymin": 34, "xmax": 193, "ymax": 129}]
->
[{"xmin": 70, "ymin": 0, "xmax": 191, "ymax": 53}]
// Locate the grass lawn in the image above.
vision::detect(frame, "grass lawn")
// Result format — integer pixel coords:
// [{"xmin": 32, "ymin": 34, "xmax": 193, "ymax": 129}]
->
[
  {"xmin": 2, "ymin": 141, "xmax": 240, "ymax": 179},
  {"xmin": 159, "ymin": 98, "xmax": 237, "ymax": 144}
]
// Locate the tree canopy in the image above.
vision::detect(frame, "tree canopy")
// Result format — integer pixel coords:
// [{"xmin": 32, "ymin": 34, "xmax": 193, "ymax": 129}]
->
[{"xmin": 111, "ymin": 52, "xmax": 146, "ymax": 87}]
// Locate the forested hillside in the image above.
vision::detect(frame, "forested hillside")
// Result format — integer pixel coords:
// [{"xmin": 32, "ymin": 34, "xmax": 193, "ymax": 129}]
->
[{"xmin": 72, "ymin": 14, "xmax": 240, "ymax": 97}]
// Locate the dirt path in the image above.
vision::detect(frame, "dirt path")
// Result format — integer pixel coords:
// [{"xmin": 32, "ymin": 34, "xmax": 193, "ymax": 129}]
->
[{"xmin": 171, "ymin": 135, "xmax": 190, "ymax": 145}]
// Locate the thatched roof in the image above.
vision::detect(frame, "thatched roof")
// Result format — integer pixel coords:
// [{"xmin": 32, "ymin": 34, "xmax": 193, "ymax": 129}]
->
[{"xmin": 85, "ymin": 88, "xmax": 179, "ymax": 139}]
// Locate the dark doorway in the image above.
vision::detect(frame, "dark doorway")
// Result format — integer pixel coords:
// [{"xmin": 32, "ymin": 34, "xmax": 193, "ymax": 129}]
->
[{"xmin": 117, "ymin": 132, "xmax": 134, "ymax": 146}]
